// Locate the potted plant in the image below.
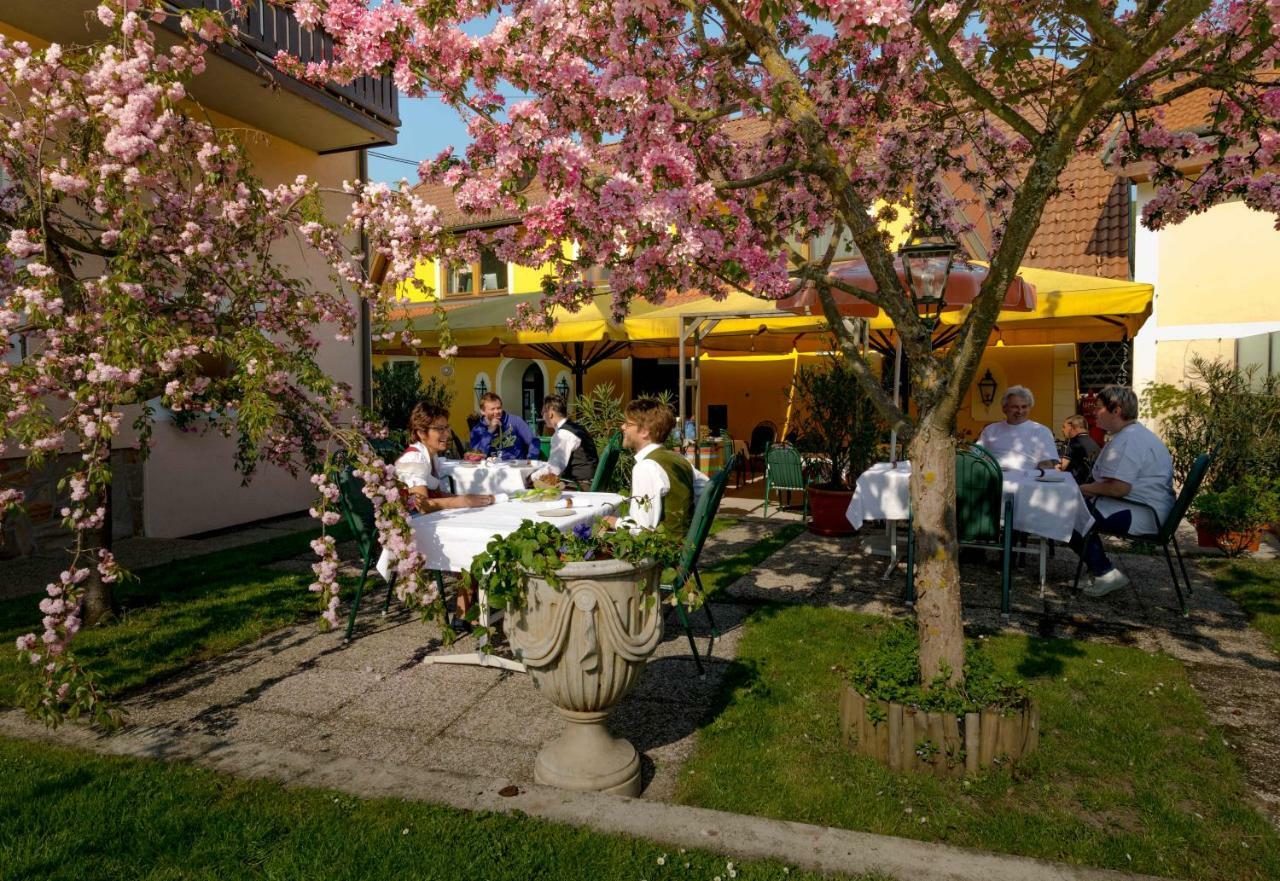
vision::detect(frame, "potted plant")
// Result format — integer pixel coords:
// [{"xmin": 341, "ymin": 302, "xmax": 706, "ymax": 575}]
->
[
  {"xmin": 1191, "ymin": 478, "xmax": 1280, "ymax": 555},
  {"xmin": 840, "ymin": 623, "xmax": 1038, "ymax": 776},
  {"xmin": 462, "ymin": 518, "xmax": 681, "ymax": 796},
  {"xmin": 790, "ymin": 349, "xmax": 885, "ymax": 536}
]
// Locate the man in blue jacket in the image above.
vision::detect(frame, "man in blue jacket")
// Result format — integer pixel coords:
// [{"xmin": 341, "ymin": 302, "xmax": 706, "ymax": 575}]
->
[{"xmin": 469, "ymin": 392, "xmax": 539, "ymax": 460}]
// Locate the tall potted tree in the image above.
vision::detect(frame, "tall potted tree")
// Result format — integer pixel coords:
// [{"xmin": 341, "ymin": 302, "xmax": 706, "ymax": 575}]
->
[{"xmin": 790, "ymin": 349, "xmax": 884, "ymax": 536}]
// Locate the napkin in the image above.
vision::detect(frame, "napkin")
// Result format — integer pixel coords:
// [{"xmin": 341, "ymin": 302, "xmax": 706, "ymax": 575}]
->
[
  {"xmin": 493, "ymin": 493, "xmax": 510, "ymax": 504},
  {"xmin": 537, "ymin": 497, "xmax": 572, "ymax": 510},
  {"xmin": 1034, "ymin": 468, "xmax": 1067, "ymax": 482}
]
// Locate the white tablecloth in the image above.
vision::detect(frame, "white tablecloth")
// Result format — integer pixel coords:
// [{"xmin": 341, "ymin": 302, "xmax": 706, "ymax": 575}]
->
[
  {"xmin": 437, "ymin": 459, "xmax": 540, "ymax": 495},
  {"xmin": 376, "ymin": 491, "xmax": 624, "ymax": 578},
  {"xmin": 845, "ymin": 461, "xmax": 1094, "ymax": 543}
]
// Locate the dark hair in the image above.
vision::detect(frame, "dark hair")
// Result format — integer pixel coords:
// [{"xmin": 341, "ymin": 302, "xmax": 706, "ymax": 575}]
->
[
  {"xmin": 409, "ymin": 401, "xmax": 450, "ymax": 437},
  {"xmin": 542, "ymin": 394, "xmax": 568, "ymax": 419},
  {"xmin": 624, "ymin": 397, "xmax": 675, "ymax": 441},
  {"xmin": 1097, "ymin": 385, "xmax": 1139, "ymax": 421}
]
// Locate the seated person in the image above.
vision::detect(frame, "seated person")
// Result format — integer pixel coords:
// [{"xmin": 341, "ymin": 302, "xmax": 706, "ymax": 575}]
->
[
  {"xmin": 529, "ymin": 394, "xmax": 599, "ymax": 488},
  {"xmin": 977, "ymin": 385, "xmax": 1058, "ymax": 470},
  {"xmin": 468, "ymin": 392, "xmax": 539, "ymax": 460},
  {"xmin": 1069, "ymin": 385, "xmax": 1176, "ymax": 598},
  {"xmin": 1057, "ymin": 414, "xmax": 1101, "ymax": 485},
  {"xmin": 395, "ymin": 402, "xmax": 496, "ymax": 628},
  {"xmin": 608, "ymin": 399, "xmax": 708, "ymax": 535}
]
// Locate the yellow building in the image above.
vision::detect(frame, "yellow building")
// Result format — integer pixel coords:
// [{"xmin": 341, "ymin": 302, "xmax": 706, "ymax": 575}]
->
[
  {"xmin": 377, "ymin": 152, "xmax": 1151, "ymax": 450},
  {"xmin": 1, "ymin": 1, "xmax": 399, "ymax": 545}
]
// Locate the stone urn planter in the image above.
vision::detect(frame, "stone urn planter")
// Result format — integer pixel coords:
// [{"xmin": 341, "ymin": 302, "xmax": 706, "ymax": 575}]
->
[
  {"xmin": 807, "ymin": 485, "xmax": 856, "ymax": 536},
  {"xmin": 507, "ymin": 558, "xmax": 663, "ymax": 796},
  {"xmin": 839, "ymin": 685, "xmax": 1039, "ymax": 776}
]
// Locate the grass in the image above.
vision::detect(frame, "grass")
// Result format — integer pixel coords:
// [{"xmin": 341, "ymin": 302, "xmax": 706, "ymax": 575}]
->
[
  {"xmin": 1203, "ymin": 557, "xmax": 1280, "ymax": 656},
  {"xmin": 0, "ymin": 523, "xmax": 353, "ymax": 708},
  {"xmin": 699, "ymin": 521, "xmax": 807, "ymax": 594},
  {"xmin": 677, "ymin": 605, "xmax": 1280, "ymax": 881},
  {"xmin": 0, "ymin": 737, "xmax": 879, "ymax": 881}
]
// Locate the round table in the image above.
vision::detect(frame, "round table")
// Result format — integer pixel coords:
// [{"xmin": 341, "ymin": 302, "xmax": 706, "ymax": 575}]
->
[{"xmin": 437, "ymin": 458, "xmax": 541, "ymax": 495}]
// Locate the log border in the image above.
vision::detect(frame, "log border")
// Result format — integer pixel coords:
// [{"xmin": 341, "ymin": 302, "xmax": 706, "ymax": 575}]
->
[{"xmin": 838, "ymin": 685, "xmax": 1039, "ymax": 777}]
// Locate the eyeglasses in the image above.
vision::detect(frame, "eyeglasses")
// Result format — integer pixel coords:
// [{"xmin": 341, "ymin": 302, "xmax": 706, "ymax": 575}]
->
[{"xmin": 426, "ymin": 423, "xmax": 450, "ymax": 433}]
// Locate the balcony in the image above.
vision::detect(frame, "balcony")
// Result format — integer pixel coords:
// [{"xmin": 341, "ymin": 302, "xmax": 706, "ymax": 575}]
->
[{"xmin": 4, "ymin": 1, "xmax": 399, "ymax": 154}]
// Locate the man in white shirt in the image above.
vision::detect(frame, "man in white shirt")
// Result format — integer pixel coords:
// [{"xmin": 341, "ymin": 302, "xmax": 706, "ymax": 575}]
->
[
  {"xmin": 1069, "ymin": 385, "xmax": 1177, "ymax": 598},
  {"xmin": 977, "ymin": 385, "xmax": 1059, "ymax": 470},
  {"xmin": 528, "ymin": 394, "xmax": 599, "ymax": 487},
  {"xmin": 607, "ymin": 398, "xmax": 708, "ymax": 534}
]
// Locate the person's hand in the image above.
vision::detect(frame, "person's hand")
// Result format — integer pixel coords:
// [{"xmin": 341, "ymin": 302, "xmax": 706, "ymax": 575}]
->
[{"xmin": 464, "ymin": 493, "xmax": 495, "ymax": 507}]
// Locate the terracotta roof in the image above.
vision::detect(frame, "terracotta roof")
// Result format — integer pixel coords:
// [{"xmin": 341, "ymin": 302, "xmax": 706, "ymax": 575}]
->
[{"xmin": 408, "ymin": 114, "xmax": 1129, "ymax": 280}]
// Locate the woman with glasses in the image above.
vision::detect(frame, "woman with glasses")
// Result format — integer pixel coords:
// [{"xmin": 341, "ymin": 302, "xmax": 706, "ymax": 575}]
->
[{"xmin": 395, "ymin": 402, "xmax": 496, "ymax": 630}]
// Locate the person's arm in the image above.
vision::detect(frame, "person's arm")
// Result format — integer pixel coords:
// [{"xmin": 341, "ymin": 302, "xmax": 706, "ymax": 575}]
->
[
  {"xmin": 691, "ymin": 466, "xmax": 711, "ymax": 502},
  {"xmin": 414, "ymin": 491, "xmax": 496, "ymax": 513},
  {"xmin": 1079, "ymin": 477, "xmax": 1132, "ymax": 499},
  {"xmin": 514, "ymin": 416, "xmax": 539, "ymax": 459},
  {"xmin": 531, "ymin": 429, "xmax": 579, "ymax": 480},
  {"xmin": 469, "ymin": 423, "xmax": 489, "ymax": 453},
  {"xmin": 1080, "ymin": 433, "xmax": 1135, "ymax": 499}
]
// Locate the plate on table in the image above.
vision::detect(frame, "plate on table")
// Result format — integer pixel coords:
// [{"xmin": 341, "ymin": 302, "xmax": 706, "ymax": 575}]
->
[{"xmin": 536, "ymin": 507, "xmax": 576, "ymax": 518}]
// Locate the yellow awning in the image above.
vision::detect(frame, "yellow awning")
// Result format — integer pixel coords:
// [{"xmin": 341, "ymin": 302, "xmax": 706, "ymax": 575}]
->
[
  {"xmin": 401, "ymin": 291, "xmax": 628, "ymax": 347},
  {"xmin": 622, "ymin": 290, "xmax": 827, "ymax": 341}
]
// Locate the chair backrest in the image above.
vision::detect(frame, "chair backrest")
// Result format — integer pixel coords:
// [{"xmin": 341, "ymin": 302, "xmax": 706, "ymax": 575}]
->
[
  {"xmin": 336, "ymin": 466, "xmax": 378, "ymax": 555},
  {"xmin": 955, "ymin": 445, "xmax": 1004, "ymax": 544},
  {"xmin": 673, "ymin": 455, "xmax": 736, "ymax": 592},
  {"xmin": 589, "ymin": 435, "xmax": 623, "ymax": 492},
  {"xmin": 764, "ymin": 442, "xmax": 805, "ymax": 489},
  {"xmin": 368, "ymin": 437, "xmax": 402, "ymax": 463},
  {"xmin": 748, "ymin": 421, "xmax": 776, "ymax": 454},
  {"xmin": 718, "ymin": 430, "xmax": 734, "ymax": 469},
  {"xmin": 539, "ymin": 435, "xmax": 552, "ymax": 460},
  {"xmin": 1159, "ymin": 449, "xmax": 1215, "ymax": 541},
  {"xmin": 448, "ymin": 430, "xmax": 466, "ymax": 459}
]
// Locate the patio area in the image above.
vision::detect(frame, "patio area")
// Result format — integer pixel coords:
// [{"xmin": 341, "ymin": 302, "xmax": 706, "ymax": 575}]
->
[{"xmin": 88, "ymin": 516, "xmax": 1280, "ymax": 825}]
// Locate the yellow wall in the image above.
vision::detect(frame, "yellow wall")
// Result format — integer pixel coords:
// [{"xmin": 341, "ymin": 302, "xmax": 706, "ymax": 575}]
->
[
  {"xmin": 1154, "ymin": 338, "xmax": 1236, "ymax": 385},
  {"xmin": 1156, "ymin": 198, "xmax": 1280, "ymax": 327},
  {"xmin": 957, "ymin": 344, "xmax": 1071, "ymax": 441}
]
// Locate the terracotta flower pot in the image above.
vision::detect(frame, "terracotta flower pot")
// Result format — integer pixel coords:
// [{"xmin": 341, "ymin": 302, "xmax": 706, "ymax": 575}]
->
[
  {"xmin": 1194, "ymin": 519, "xmax": 1263, "ymax": 553},
  {"xmin": 808, "ymin": 485, "xmax": 856, "ymax": 536},
  {"xmin": 507, "ymin": 558, "xmax": 663, "ymax": 796}
]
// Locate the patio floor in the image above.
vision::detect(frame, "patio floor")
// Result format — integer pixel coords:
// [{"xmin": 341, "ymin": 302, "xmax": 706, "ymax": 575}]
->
[{"xmin": 63, "ymin": 515, "xmax": 1280, "ymax": 825}]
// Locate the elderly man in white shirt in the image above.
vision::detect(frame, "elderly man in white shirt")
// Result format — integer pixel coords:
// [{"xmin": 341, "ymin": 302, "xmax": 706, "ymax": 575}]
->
[
  {"xmin": 605, "ymin": 398, "xmax": 708, "ymax": 534},
  {"xmin": 528, "ymin": 394, "xmax": 600, "ymax": 488},
  {"xmin": 977, "ymin": 385, "xmax": 1059, "ymax": 470},
  {"xmin": 1066, "ymin": 385, "xmax": 1177, "ymax": 598}
]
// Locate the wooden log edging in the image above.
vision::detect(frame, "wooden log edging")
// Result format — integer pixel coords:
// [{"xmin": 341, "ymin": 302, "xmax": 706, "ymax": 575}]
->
[{"xmin": 838, "ymin": 685, "xmax": 1039, "ymax": 777}]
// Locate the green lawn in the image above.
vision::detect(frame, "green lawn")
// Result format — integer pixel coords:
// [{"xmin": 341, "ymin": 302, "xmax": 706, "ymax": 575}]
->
[
  {"xmin": 677, "ymin": 606, "xmax": 1280, "ymax": 881},
  {"xmin": 1203, "ymin": 558, "xmax": 1280, "ymax": 656},
  {"xmin": 0, "ymin": 525, "xmax": 351, "ymax": 708},
  {"xmin": 0, "ymin": 737, "xmax": 873, "ymax": 881}
]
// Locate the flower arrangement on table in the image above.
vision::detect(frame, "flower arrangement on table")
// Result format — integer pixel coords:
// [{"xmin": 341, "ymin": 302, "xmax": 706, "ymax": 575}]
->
[
  {"xmin": 459, "ymin": 515, "xmax": 683, "ymax": 648},
  {"xmin": 462, "ymin": 448, "xmax": 486, "ymax": 463}
]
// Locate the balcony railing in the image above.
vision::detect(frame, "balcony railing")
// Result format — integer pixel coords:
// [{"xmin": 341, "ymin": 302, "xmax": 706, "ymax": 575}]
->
[{"xmin": 173, "ymin": 0, "xmax": 400, "ymax": 129}]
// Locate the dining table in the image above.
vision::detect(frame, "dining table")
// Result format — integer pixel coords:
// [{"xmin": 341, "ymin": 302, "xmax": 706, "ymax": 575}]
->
[
  {"xmin": 845, "ymin": 461, "xmax": 1096, "ymax": 584},
  {"xmin": 436, "ymin": 457, "xmax": 541, "ymax": 495},
  {"xmin": 375, "ymin": 490, "xmax": 624, "ymax": 671}
]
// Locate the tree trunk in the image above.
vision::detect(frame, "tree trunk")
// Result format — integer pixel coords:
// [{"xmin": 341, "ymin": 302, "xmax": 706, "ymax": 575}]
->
[
  {"xmin": 908, "ymin": 420, "xmax": 963, "ymax": 686},
  {"xmin": 80, "ymin": 484, "xmax": 117, "ymax": 626}
]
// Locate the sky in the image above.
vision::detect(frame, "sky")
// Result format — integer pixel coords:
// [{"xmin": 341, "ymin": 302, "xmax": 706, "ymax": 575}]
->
[{"xmin": 368, "ymin": 95, "xmax": 471, "ymax": 185}]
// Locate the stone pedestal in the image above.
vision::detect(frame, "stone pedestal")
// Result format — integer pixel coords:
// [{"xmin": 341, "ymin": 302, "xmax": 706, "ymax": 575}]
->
[{"xmin": 508, "ymin": 558, "xmax": 662, "ymax": 796}]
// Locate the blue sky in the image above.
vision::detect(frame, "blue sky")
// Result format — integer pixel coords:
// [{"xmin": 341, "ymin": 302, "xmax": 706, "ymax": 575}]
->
[{"xmin": 369, "ymin": 95, "xmax": 471, "ymax": 185}]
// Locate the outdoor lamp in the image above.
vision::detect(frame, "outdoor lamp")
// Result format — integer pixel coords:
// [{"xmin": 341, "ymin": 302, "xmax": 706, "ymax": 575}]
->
[
  {"xmin": 977, "ymin": 369, "xmax": 998, "ymax": 407},
  {"xmin": 474, "ymin": 377, "xmax": 488, "ymax": 399},
  {"xmin": 899, "ymin": 224, "xmax": 959, "ymax": 329},
  {"xmin": 555, "ymin": 376, "xmax": 570, "ymax": 399}
]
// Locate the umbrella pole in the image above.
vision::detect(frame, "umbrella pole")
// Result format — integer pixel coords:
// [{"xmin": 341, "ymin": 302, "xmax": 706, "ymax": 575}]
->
[{"xmin": 889, "ymin": 336, "xmax": 902, "ymax": 464}]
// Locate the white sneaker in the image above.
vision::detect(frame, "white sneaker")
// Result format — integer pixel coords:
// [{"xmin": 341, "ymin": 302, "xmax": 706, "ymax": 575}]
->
[{"xmin": 1084, "ymin": 568, "xmax": 1130, "ymax": 598}]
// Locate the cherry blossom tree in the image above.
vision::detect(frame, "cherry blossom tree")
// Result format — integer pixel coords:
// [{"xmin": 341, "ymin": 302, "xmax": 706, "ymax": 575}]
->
[
  {"xmin": 0, "ymin": 1, "xmax": 449, "ymax": 726},
  {"xmin": 299, "ymin": 0, "xmax": 1280, "ymax": 685}
]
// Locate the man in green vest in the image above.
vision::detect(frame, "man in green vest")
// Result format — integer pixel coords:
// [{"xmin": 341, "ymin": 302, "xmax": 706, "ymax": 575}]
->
[{"xmin": 610, "ymin": 398, "xmax": 707, "ymax": 535}]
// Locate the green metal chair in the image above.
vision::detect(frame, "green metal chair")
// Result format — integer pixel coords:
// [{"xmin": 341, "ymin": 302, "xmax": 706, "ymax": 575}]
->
[
  {"xmin": 367, "ymin": 437, "xmax": 402, "ymax": 462},
  {"xmin": 1071, "ymin": 449, "xmax": 1213, "ymax": 614},
  {"xmin": 763, "ymin": 442, "xmax": 809, "ymax": 520},
  {"xmin": 663, "ymin": 455, "xmax": 735, "ymax": 676},
  {"xmin": 337, "ymin": 464, "xmax": 446, "ymax": 641},
  {"xmin": 589, "ymin": 433, "xmax": 623, "ymax": 492},
  {"xmin": 906, "ymin": 445, "xmax": 1014, "ymax": 613},
  {"xmin": 538, "ymin": 435, "xmax": 552, "ymax": 460},
  {"xmin": 448, "ymin": 430, "xmax": 466, "ymax": 460}
]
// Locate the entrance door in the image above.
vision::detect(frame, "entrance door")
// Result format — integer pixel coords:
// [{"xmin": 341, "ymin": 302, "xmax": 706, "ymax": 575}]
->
[{"xmin": 521, "ymin": 364, "xmax": 545, "ymax": 432}]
